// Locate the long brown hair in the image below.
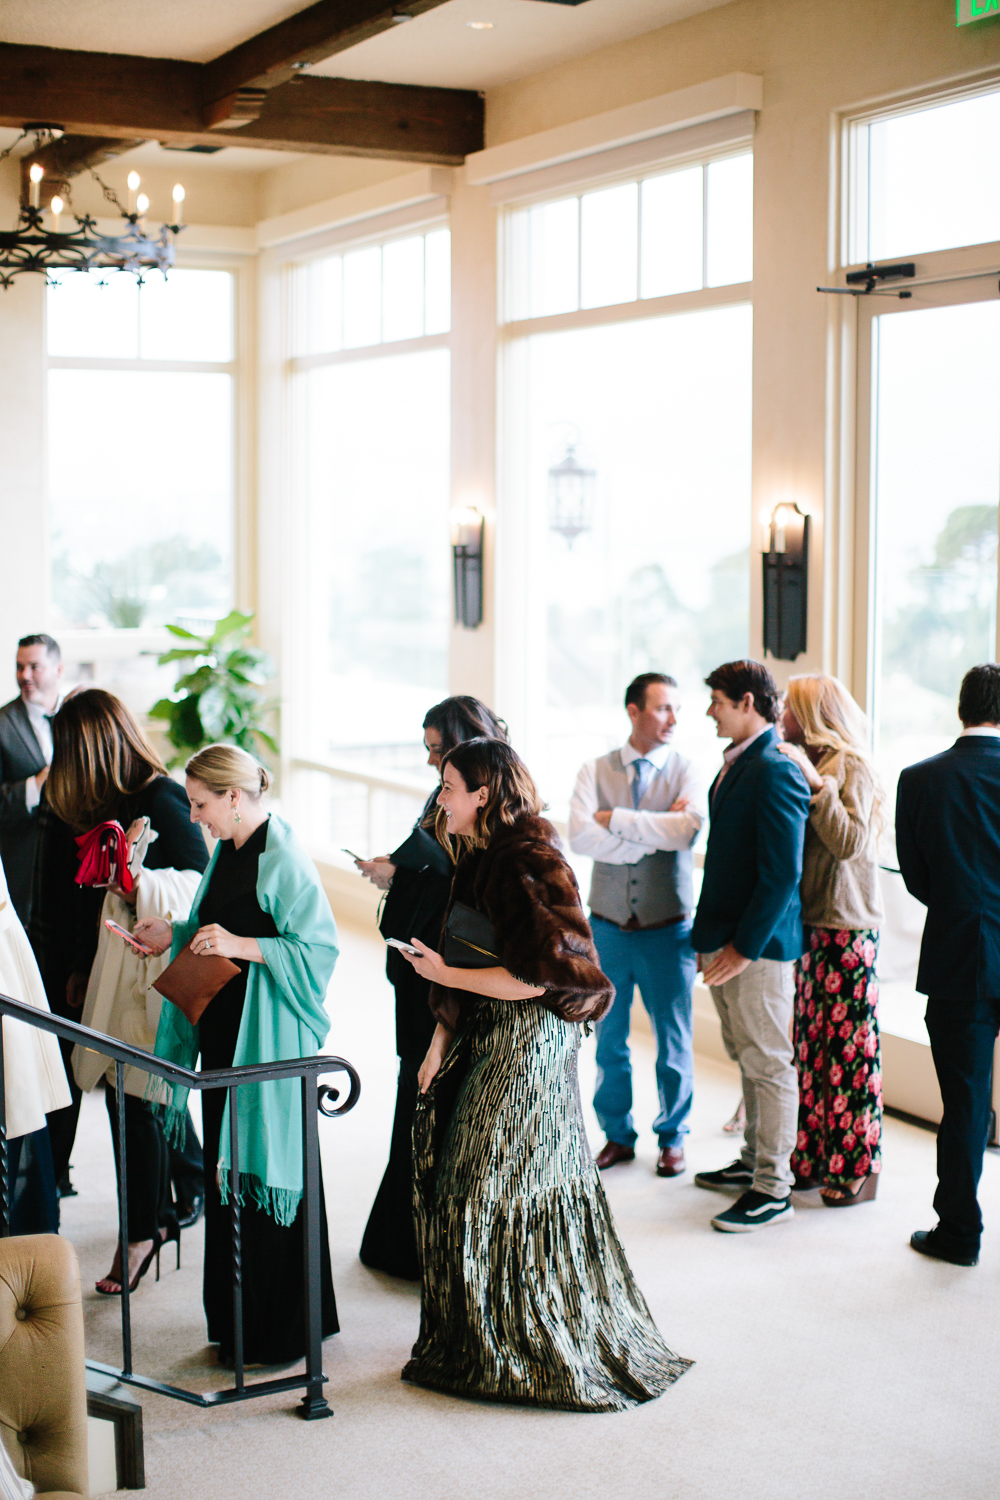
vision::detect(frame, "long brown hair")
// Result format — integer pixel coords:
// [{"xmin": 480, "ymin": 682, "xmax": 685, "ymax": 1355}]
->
[
  {"xmin": 47, "ymin": 688, "xmax": 166, "ymax": 830},
  {"xmin": 438, "ymin": 737, "xmax": 543, "ymax": 851}
]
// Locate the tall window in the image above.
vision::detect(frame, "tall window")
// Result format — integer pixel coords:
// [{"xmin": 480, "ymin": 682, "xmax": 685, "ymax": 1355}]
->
[
  {"xmin": 288, "ymin": 224, "xmax": 451, "ymax": 793},
  {"xmin": 47, "ymin": 269, "xmax": 235, "ymax": 635},
  {"xmin": 501, "ymin": 153, "xmax": 753, "ymax": 811},
  {"xmin": 852, "ymin": 87, "xmax": 1000, "ymax": 1020}
]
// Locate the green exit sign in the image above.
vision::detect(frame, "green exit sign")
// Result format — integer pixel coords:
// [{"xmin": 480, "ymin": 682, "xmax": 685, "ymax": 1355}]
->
[{"xmin": 958, "ymin": 0, "xmax": 999, "ymax": 23}]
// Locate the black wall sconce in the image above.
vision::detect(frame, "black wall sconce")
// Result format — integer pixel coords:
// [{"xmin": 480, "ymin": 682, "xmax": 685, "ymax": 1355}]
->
[
  {"xmin": 451, "ymin": 507, "xmax": 484, "ymax": 629},
  {"xmin": 761, "ymin": 502, "xmax": 810, "ymax": 660}
]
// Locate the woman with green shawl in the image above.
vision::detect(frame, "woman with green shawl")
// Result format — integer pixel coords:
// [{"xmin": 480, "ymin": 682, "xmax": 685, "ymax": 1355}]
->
[{"xmin": 136, "ymin": 744, "xmax": 340, "ymax": 1366}]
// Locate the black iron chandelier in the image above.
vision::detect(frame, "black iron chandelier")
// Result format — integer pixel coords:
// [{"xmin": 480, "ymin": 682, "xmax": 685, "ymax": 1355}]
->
[{"xmin": 0, "ymin": 128, "xmax": 185, "ymax": 290}]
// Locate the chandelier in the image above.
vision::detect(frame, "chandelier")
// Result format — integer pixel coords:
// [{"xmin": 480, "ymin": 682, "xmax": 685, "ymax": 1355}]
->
[{"xmin": 0, "ymin": 128, "xmax": 185, "ymax": 290}]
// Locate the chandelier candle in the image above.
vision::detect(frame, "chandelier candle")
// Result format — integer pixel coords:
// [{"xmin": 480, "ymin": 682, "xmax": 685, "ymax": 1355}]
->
[
  {"xmin": 172, "ymin": 184, "xmax": 185, "ymax": 228},
  {"xmin": 28, "ymin": 163, "xmax": 42, "ymax": 209},
  {"xmin": 127, "ymin": 170, "xmax": 140, "ymax": 215},
  {"xmin": 49, "ymin": 196, "xmax": 63, "ymax": 233}
]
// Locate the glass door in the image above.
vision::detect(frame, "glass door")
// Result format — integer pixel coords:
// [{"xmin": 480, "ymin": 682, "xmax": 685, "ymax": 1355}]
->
[{"xmin": 856, "ymin": 280, "xmax": 1000, "ymax": 1027}]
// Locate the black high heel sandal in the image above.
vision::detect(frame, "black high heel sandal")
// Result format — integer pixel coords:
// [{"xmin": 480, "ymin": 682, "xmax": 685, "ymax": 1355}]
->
[{"xmin": 155, "ymin": 1214, "xmax": 181, "ymax": 1281}]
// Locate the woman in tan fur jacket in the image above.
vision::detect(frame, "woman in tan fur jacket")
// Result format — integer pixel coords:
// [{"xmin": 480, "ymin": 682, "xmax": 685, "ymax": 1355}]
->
[{"xmin": 778, "ymin": 675, "xmax": 885, "ymax": 1206}]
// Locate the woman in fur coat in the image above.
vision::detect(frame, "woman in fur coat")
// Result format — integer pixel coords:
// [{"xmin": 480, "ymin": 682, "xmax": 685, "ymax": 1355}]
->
[{"xmin": 398, "ymin": 737, "xmax": 691, "ymax": 1411}]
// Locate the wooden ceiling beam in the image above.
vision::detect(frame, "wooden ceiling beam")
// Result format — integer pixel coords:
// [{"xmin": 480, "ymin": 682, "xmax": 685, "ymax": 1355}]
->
[
  {"xmin": 0, "ymin": 44, "xmax": 483, "ymax": 165},
  {"xmin": 201, "ymin": 0, "xmax": 453, "ymax": 109}
]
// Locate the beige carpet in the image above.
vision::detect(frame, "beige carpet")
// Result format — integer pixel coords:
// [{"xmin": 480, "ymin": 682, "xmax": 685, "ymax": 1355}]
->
[{"xmin": 61, "ymin": 922, "xmax": 1000, "ymax": 1500}]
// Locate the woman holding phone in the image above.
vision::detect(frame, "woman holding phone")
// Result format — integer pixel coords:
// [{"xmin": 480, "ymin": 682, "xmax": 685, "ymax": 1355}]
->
[
  {"xmin": 398, "ymin": 738, "xmax": 691, "ymax": 1410},
  {"xmin": 45, "ymin": 689, "xmax": 208, "ymax": 1294},
  {"xmin": 356, "ymin": 697, "xmax": 508, "ymax": 1282}
]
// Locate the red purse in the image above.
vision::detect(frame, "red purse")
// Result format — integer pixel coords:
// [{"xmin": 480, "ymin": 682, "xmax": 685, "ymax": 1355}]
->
[{"xmin": 75, "ymin": 821, "xmax": 134, "ymax": 894}]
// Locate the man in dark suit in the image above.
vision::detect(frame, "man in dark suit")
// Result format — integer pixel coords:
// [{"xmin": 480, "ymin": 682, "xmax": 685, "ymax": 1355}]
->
[
  {"xmin": 691, "ymin": 659, "xmax": 811, "ymax": 1233},
  {"xmin": 896, "ymin": 662, "xmax": 1000, "ymax": 1268},
  {"xmin": 0, "ymin": 634, "xmax": 62, "ymax": 925}
]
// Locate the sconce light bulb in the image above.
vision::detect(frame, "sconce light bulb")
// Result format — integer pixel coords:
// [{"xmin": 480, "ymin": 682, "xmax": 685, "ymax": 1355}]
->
[
  {"xmin": 29, "ymin": 163, "xmax": 44, "ymax": 184},
  {"xmin": 49, "ymin": 196, "xmax": 63, "ymax": 215},
  {"xmin": 172, "ymin": 183, "xmax": 185, "ymax": 204},
  {"xmin": 127, "ymin": 171, "xmax": 141, "ymax": 191},
  {"xmin": 136, "ymin": 193, "xmax": 149, "ymax": 214}
]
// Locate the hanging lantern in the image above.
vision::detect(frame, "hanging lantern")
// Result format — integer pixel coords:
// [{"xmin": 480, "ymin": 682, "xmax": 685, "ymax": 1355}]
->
[{"xmin": 547, "ymin": 443, "xmax": 596, "ymax": 546}]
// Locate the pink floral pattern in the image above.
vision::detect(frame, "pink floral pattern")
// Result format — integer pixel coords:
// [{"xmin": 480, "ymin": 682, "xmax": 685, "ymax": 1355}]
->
[{"xmin": 790, "ymin": 926, "xmax": 882, "ymax": 1188}]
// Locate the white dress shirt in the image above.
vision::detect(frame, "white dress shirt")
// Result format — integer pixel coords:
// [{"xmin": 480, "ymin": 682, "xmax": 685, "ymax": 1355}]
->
[
  {"xmin": 23, "ymin": 697, "xmax": 58, "ymax": 812},
  {"xmin": 568, "ymin": 739, "xmax": 705, "ymax": 867}
]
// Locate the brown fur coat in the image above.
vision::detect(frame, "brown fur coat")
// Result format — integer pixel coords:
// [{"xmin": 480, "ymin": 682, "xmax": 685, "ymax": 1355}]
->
[{"xmin": 430, "ymin": 814, "xmax": 614, "ymax": 1029}]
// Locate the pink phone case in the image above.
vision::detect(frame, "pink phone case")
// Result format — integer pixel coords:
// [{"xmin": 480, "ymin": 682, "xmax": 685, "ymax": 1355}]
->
[{"xmin": 104, "ymin": 918, "xmax": 154, "ymax": 956}]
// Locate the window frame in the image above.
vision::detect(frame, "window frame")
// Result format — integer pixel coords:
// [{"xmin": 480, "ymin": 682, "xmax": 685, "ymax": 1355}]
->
[{"xmin": 43, "ymin": 249, "xmax": 249, "ymax": 659}]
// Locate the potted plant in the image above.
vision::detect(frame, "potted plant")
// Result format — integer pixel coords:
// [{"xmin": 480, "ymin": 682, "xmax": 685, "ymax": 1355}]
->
[{"xmin": 149, "ymin": 610, "xmax": 278, "ymax": 769}]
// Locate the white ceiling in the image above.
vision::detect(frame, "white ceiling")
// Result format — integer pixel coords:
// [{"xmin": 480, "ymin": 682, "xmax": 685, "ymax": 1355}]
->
[
  {"xmin": 314, "ymin": 0, "xmax": 736, "ymax": 92},
  {"xmin": 0, "ymin": 0, "xmax": 738, "ymax": 174},
  {"xmin": 0, "ymin": 0, "xmax": 735, "ymax": 80}
]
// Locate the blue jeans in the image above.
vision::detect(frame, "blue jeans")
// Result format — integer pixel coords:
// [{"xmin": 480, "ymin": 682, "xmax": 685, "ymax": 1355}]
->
[{"xmin": 591, "ymin": 916, "xmax": 696, "ymax": 1149}]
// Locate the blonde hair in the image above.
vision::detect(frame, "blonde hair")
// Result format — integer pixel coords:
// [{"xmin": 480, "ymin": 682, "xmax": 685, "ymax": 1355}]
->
[
  {"xmin": 48, "ymin": 688, "xmax": 166, "ymax": 830},
  {"xmin": 185, "ymin": 743, "xmax": 272, "ymax": 800},
  {"xmin": 785, "ymin": 675, "xmax": 885, "ymax": 837}
]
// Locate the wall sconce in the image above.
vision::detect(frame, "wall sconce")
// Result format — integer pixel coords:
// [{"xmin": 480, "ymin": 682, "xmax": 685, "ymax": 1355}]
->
[
  {"xmin": 762, "ymin": 501, "xmax": 809, "ymax": 660},
  {"xmin": 451, "ymin": 507, "xmax": 484, "ymax": 629}
]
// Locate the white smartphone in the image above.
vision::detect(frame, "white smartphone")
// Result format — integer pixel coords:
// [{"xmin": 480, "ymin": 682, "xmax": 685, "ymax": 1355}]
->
[
  {"xmin": 104, "ymin": 918, "xmax": 155, "ymax": 956},
  {"xmin": 386, "ymin": 937, "xmax": 420, "ymax": 956}
]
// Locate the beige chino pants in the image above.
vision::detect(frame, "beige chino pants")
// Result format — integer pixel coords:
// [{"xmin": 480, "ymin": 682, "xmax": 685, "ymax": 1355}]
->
[{"xmin": 708, "ymin": 955, "xmax": 798, "ymax": 1199}]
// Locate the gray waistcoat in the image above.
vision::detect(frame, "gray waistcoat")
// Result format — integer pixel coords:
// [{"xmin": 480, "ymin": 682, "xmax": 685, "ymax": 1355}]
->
[{"xmin": 588, "ymin": 750, "xmax": 693, "ymax": 928}]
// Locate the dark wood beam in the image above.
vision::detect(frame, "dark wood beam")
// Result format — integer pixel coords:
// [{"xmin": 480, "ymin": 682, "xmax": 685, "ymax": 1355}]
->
[
  {"xmin": 0, "ymin": 45, "xmax": 483, "ymax": 164},
  {"xmin": 20, "ymin": 135, "xmax": 143, "ymax": 208},
  {"xmin": 201, "ymin": 1, "xmax": 452, "ymax": 108}
]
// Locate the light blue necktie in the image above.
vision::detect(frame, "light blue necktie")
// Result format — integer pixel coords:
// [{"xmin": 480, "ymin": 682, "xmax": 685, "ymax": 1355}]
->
[{"xmin": 631, "ymin": 757, "xmax": 654, "ymax": 809}]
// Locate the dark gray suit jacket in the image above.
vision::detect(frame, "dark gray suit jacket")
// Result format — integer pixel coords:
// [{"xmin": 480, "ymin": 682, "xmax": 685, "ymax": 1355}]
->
[{"xmin": 0, "ymin": 696, "xmax": 48, "ymax": 925}]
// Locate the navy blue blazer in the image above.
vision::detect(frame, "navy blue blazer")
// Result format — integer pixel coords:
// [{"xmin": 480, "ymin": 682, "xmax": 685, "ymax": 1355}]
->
[
  {"xmin": 691, "ymin": 725, "xmax": 811, "ymax": 963},
  {"xmin": 896, "ymin": 735, "xmax": 1000, "ymax": 1000}
]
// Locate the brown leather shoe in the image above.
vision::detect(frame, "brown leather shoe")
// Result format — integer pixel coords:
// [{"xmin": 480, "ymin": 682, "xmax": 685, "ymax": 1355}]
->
[
  {"xmin": 595, "ymin": 1140, "xmax": 635, "ymax": 1170},
  {"xmin": 656, "ymin": 1146, "xmax": 686, "ymax": 1177}
]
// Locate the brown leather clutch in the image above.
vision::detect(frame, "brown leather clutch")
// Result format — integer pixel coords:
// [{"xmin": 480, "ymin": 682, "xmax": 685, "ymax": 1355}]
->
[{"xmin": 151, "ymin": 945, "xmax": 240, "ymax": 1026}]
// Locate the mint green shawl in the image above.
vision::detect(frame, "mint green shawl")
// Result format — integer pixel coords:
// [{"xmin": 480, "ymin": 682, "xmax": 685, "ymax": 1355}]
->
[{"xmin": 151, "ymin": 814, "xmax": 339, "ymax": 1227}]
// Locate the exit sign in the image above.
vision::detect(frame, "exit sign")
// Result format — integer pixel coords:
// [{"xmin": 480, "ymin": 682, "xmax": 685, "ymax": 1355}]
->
[{"xmin": 958, "ymin": 0, "xmax": 999, "ymax": 22}]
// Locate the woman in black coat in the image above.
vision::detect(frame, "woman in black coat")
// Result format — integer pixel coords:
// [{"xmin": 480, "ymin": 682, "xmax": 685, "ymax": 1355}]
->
[
  {"xmin": 45, "ymin": 689, "xmax": 208, "ymax": 1293},
  {"xmin": 356, "ymin": 697, "xmax": 507, "ymax": 1280}
]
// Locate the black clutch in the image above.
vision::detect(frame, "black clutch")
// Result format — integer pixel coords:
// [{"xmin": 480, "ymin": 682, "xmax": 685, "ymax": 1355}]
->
[
  {"xmin": 390, "ymin": 823, "xmax": 453, "ymax": 878},
  {"xmin": 443, "ymin": 901, "xmax": 499, "ymax": 968}
]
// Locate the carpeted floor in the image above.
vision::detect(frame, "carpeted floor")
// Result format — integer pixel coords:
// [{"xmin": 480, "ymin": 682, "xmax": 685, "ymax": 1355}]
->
[{"xmin": 61, "ymin": 921, "xmax": 1000, "ymax": 1500}]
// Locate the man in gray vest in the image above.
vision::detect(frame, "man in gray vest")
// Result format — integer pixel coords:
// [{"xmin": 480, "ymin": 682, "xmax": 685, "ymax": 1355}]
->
[{"xmin": 569, "ymin": 672, "xmax": 704, "ymax": 1177}]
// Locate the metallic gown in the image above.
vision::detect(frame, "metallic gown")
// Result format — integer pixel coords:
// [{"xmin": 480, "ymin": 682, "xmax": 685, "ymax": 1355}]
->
[{"xmin": 402, "ymin": 996, "xmax": 692, "ymax": 1410}]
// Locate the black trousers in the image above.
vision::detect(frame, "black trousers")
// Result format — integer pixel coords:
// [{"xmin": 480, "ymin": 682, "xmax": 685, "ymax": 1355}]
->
[
  {"xmin": 105, "ymin": 1086, "xmax": 172, "ymax": 1243},
  {"xmin": 46, "ymin": 1036, "xmax": 83, "ymax": 1185},
  {"xmin": 169, "ymin": 1111, "xmax": 205, "ymax": 1205},
  {"xmin": 925, "ymin": 994, "xmax": 1000, "ymax": 1251}
]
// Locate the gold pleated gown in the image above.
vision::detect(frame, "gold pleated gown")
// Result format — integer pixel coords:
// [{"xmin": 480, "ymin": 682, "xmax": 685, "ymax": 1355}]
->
[{"xmin": 402, "ymin": 997, "xmax": 692, "ymax": 1411}]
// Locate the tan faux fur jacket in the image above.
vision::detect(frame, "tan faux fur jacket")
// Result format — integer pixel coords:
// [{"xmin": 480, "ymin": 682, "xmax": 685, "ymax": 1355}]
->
[{"xmin": 430, "ymin": 814, "xmax": 614, "ymax": 1029}]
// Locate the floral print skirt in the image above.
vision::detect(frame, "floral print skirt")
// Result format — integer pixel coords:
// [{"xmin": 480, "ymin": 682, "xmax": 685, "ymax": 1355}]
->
[{"xmin": 790, "ymin": 926, "xmax": 883, "ymax": 1189}]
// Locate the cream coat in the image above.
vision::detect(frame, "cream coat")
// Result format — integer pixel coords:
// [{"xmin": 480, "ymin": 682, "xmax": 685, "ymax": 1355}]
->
[
  {"xmin": 0, "ymin": 858, "xmax": 72, "ymax": 1139},
  {"xmin": 72, "ymin": 866, "xmax": 202, "ymax": 1100}
]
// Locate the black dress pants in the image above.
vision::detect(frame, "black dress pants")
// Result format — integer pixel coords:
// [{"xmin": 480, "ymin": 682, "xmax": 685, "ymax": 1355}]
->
[
  {"xmin": 925, "ymin": 994, "xmax": 1000, "ymax": 1252},
  {"xmin": 105, "ymin": 1086, "xmax": 172, "ymax": 1243}
]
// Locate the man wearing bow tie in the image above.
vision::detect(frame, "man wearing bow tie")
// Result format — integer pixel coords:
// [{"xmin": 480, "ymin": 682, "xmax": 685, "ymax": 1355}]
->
[{"xmin": 569, "ymin": 673, "xmax": 705, "ymax": 1178}]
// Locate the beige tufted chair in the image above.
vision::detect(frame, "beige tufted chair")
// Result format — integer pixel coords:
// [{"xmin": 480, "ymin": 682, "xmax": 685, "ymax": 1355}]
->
[{"xmin": 0, "ymin": 1235, "xmax": 88, "ymax": 1498}]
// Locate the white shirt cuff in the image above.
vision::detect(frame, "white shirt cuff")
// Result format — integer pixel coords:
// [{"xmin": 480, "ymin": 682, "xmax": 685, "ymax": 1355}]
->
[{"xmin": 25, "ymin": 776, "xmax": 40, "ymax": 813}]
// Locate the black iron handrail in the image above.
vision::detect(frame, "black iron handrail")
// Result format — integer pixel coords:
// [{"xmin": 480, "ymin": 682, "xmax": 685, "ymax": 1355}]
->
[{"xmin": 0, "ymin": 991, "xmax": 360, "ymax": 1421}]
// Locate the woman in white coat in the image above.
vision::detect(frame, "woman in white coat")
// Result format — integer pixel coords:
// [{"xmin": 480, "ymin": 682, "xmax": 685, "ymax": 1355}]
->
[{"xmin": 0, "ymin": 851, "xmax": 71, "ymax": 1232}]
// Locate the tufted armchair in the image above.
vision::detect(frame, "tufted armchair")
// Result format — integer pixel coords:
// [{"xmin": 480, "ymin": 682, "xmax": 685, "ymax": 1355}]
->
[{"xmin": 0, "ymin": 1235, "xmax": 88, "ymax": 1498}]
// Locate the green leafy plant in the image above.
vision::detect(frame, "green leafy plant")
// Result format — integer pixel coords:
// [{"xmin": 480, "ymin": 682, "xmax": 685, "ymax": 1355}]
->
[{"xmin": 149, "ymin": 611, "xmax": 278, "ymax": 769}]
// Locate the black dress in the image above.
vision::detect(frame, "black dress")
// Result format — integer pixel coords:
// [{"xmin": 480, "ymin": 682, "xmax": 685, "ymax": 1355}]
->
[
  {"xmin": 197, "ymin": 819, "xmax": 338, "ymax": 1363},
  {"xmin": 359, "ymin": 821, "xmax": 451, "ymax": 1281}
]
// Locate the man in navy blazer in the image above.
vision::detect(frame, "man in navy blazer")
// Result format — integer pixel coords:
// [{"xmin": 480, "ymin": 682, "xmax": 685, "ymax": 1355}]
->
[
  {"xmin": 691, "ymin": 659, "xmax": 810, "ymax": 1233},
  {"xmin": 896, "ymin": 663, "xmax": 1000, "ymax": 1267}
]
